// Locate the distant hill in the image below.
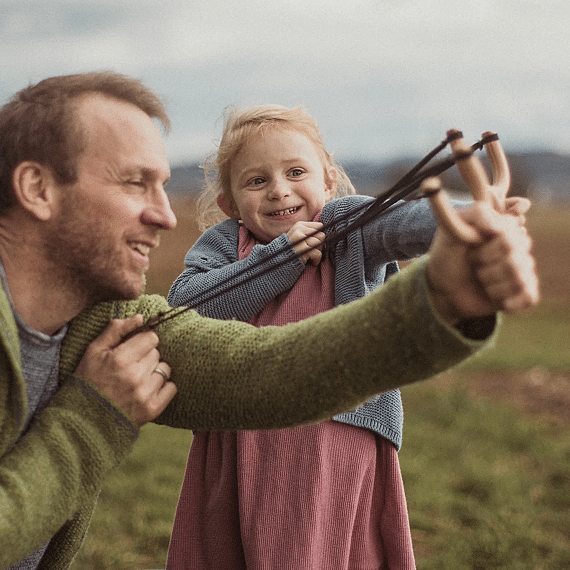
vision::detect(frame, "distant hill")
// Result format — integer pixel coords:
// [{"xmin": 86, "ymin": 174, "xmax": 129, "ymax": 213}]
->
[
  {"xmin": 168, "ymin": 163, "xmax": 205, "ymax": 195},
  {"xmin": 168, "ymin": 151, "xmax": 570, "ymax": 205}
]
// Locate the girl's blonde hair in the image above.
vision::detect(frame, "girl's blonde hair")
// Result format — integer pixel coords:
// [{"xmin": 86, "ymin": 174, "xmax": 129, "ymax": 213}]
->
[{"xmin": 197, "ymin": 104, "xmax": 356, "ymax": 231}]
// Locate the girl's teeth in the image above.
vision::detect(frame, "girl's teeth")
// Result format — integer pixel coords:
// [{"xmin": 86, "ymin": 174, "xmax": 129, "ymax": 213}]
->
[{"xmin": 271, "ymin": 207, "xmax": 297, "ymax": 216}]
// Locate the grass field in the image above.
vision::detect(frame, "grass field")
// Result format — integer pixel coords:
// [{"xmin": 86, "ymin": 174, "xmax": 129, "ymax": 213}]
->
[{"xmin": 70, "ymin": 202, "xmax": 570, "ymax": 570}]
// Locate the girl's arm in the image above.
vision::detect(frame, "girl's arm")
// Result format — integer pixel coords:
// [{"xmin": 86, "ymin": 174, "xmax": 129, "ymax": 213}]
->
[
  {"xmin": 167, "ymin": 220, "xmax": 306, "ymax": 320},
  {"xmin": 362, "ymin": 199, "xmax": 439, "ymax": 261},
  {"xmin": 323, "ymin": 195, "xmax": 467, "ymax": 263},
  {"xmin": 358, "ymin": 196, "xmax": 527, "ymax": 262}
]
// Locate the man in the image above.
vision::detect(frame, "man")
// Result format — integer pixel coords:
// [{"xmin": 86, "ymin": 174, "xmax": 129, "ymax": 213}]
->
[{"xmin": 0, "ymin": 72, "xmax": 538, "ymax": 569}]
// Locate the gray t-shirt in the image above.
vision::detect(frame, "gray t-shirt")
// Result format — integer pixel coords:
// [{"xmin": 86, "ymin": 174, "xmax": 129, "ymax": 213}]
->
[{"xmin": 1, "ymin": 262, "xmax": 67, "ymax": 570}]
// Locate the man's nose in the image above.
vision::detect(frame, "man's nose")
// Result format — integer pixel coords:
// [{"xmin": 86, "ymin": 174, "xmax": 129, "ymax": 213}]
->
[{"xmin": 143, "ymin": 187, "xmax": 178, "ymax": 229}]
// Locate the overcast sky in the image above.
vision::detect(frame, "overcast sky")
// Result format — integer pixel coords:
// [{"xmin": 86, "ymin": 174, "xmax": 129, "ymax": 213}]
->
[{"xmin": 1, "ymin": 0, "xmax": 569, "ymax": 166}]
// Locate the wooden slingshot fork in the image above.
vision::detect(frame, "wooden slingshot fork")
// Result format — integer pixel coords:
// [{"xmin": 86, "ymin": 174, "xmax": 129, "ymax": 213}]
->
[{"xmin": 420, "ymin": 129, "xmax": 511, "ymax": 244}]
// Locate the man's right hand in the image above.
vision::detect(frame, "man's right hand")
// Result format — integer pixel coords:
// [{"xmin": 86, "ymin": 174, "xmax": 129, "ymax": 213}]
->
[
  {"xmin": 426, "ymin": 202, "xmax": 539, "ymax": 325},
  {"xmin": 74, "ymin": 315, "xmax": 177, "ymax": 427}
]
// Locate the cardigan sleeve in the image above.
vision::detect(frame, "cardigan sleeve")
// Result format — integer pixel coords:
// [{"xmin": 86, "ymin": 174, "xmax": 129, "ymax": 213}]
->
[
  {"xmin": 323, "ymin": 195, "xmax": 471, "ymax": 264},
  {"xmin": 140, "ymin": 258, "xmax": 497, "ymax": 430},
  {"xmin": 167, "ymin": 219, "xmax": 306, "ymax": 320},
  {"xmin": 361, "ymin": 199, "xmax": 438, "ymax": 261}
]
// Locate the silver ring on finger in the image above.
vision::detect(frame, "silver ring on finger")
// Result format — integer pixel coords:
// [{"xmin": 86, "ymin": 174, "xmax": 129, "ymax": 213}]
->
[{"xmin": 154, "ymin": 367, "xmax": 169, "ymax": 381}]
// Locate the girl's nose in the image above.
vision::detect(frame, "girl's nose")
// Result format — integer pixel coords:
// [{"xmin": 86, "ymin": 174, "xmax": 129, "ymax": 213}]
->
[{"xmin": 267, "ymin": 178, "xmax": 291, "ymax": 200}]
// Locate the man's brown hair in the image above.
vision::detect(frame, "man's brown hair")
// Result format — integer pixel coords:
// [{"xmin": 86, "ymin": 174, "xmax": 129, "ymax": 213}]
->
[{"xmin": 0, "ymin": 71, "xmax": 170, "ymax": 214}]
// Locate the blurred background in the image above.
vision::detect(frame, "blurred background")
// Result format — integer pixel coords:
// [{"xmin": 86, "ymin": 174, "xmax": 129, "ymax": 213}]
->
[{"xmin": 2, "ymin": 1, "xmax": 568, "ymax": 568}]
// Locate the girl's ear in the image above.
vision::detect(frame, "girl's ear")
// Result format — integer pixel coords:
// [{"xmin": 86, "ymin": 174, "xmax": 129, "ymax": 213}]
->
[
  {"xmin": 325, "ymin": 166, "xmax": 339, "ymax": 200},
  {"xmin": 11, "ymin": 162, "xmax": 58, "ymax": 221},
  {"xmin": 217, "ymin": 193, "xmax": 240, "ymax": 218}
]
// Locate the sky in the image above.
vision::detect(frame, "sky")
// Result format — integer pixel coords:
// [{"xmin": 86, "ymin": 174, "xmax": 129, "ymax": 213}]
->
[{"xmin": 1, "ymin": 0, "xmax": 569, "ymax": 167}]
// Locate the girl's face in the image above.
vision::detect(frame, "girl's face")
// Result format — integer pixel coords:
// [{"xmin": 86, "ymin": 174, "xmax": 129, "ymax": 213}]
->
[{"xmin": 223, "ymin": 128, "xmax": 337, "ymax": 243}]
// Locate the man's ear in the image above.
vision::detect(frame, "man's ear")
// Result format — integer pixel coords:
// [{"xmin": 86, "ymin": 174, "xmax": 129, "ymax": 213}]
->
[
  {"xmin": 325, "ymin": 166, "xmax": 339, "ymax": 200},
  {"xmin": 216, "ymin": 193, "xmax": 240, "ymax": 218},
  {"xmin": 11, "ymin": 162, "xmax": 58, "ymax": 221}
]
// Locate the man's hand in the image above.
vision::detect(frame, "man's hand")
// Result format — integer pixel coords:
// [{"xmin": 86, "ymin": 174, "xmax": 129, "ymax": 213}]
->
[
  {"xmin": 74, "ymin": 315, "xmax": 177, "ymax": 427},
  {"xmin": 426, "ymin": 202, "xmax": 540, "ymax": 325},
  {"xmin": 504, "ymin": 196, "xmax": 531, "ymax": 225},
  {"xmin": 288, "ymin": 221, "xmax": 326, "ymax": 265}
]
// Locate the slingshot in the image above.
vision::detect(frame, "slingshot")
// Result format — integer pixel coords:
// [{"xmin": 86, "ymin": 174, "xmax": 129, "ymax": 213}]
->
[
  {"xmin": 123, "ymin": 128, "xmax": 513, "ymax": 340},
  {"xmin": 420, "ymin": 129, "xmax": 511, "ymax": 244}
]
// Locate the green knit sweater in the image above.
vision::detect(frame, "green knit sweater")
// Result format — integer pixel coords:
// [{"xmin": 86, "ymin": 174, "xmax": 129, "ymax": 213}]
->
[{"xmin": 0, "ymin": 257, "xmax": 497, "ymax": 569}]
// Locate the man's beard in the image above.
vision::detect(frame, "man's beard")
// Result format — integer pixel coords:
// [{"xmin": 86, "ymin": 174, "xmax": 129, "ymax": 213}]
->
[{"xmin": 45, "ymin": 192, "xmax": 145, "ymax": 305}]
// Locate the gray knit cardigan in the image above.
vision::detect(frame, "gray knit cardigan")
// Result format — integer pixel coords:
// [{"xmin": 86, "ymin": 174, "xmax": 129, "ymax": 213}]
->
[{"xmin": 168, "ymin": 196, "xmax": 440, "ymax": 449}]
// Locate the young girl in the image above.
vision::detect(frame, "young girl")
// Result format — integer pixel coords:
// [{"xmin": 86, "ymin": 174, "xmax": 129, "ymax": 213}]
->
[{"xmin": 165, "ymin": 105, "xmax": 458, "ymax": 570}]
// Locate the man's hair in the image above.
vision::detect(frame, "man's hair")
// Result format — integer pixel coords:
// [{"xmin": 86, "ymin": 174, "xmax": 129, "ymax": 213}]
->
[
  {"xmin": 197, "ymin": 104, "xmax": 356, "ymax": 231},
  {"xmin": 0, "ymin": 71, "xmax": 170, "ymax": 214}
]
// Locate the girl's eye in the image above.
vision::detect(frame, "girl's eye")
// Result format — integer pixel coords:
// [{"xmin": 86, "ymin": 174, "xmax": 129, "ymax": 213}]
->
[
  {"xmin": 250, "ymin": 177, "xmax": 265, "ymax": 186},
  {"xmin": 290, "ymin": 168, "xmax": 304, "ymax": 177}
]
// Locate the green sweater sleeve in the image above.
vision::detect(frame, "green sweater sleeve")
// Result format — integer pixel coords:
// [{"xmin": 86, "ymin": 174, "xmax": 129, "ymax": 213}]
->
[
  {"xmin": 153, "ymin": 256, "xmax": 497, "ymax": 429},
  {"xmin": 67, "ymin": 257, "xmax": 493, "ymax": 431},
  {"xmin": 0, "ymin": 374, "xmax": 138, "ymax": 567}
]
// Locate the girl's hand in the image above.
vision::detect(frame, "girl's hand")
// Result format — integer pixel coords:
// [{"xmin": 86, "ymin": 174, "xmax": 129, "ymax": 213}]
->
[{"xmin": 287, "ymin": 221, "xmax": 326, "ymax": 265}]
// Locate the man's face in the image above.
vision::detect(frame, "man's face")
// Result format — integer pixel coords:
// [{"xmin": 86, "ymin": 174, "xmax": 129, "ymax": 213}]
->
[{"xmin": 46, "ymin": 94, "xmax": 176, "ymax": 303}]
